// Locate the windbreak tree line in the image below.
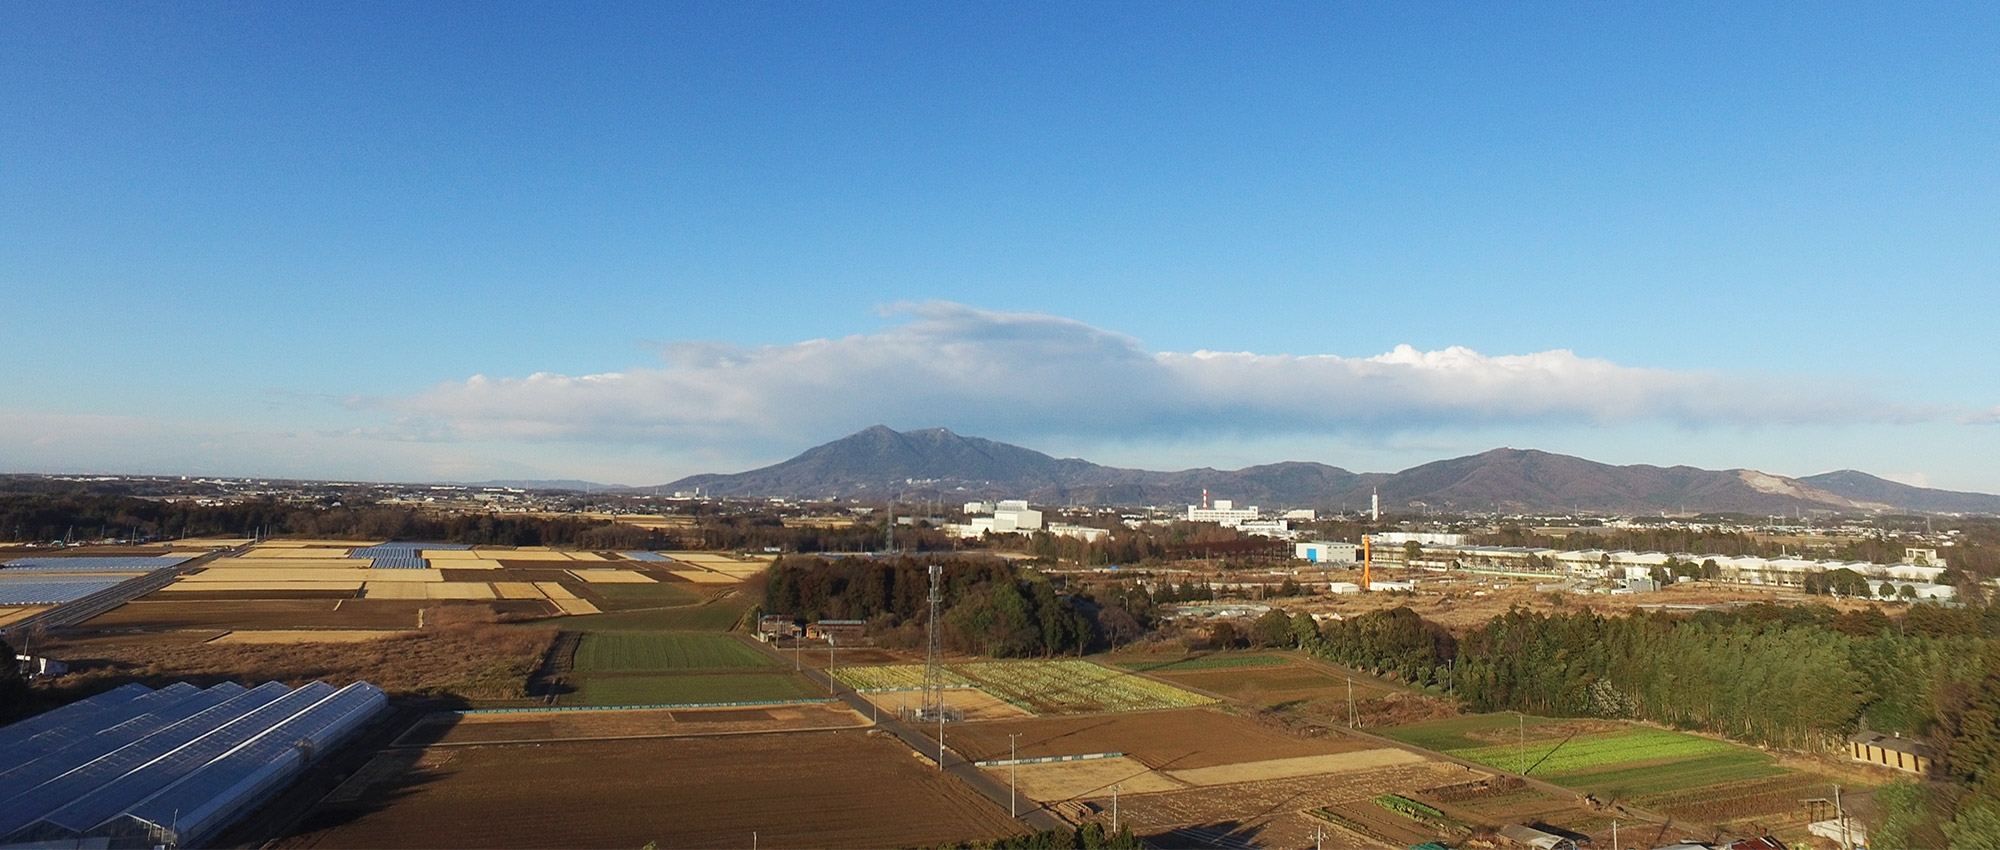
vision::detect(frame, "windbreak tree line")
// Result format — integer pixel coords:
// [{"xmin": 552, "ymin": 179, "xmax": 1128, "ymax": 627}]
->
[
  {"xmin": 761, "ymin": 556, "xmax": 1151, "ymax": 658},
  {"xmin": 1300, "ymin": 601, "xmax": 2000, "ymax": 846},
  {"xmin": 0, "ymin": 494, "xmax": 676, "ymax": 550}
]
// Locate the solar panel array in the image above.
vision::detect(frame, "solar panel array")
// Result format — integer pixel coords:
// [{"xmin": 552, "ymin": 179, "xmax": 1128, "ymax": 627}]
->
[
  {"xmin": 0, "ymin": 575, "xmax": 134, "ymax": 605},
  {"xmin": 0, "ymin": 679, "xmax": 387, "ymax": 848},
  {"xmin": 366, "ymin": 554, "xmax": 429, "ymax": 569},
  {"xmin": 0, "ymin": 556, "xmax": 195, "ymax": 571},
  {"xmin": 349, "ymin": 542, "xmax": 466, "ymax": 570},
  {"xmin": 621, "ymin": 551, "xmax": 671, "ymax": 562}
]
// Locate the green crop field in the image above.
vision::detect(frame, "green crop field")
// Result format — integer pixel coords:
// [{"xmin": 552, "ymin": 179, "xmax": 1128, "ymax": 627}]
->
[
  {"xmin": 566, "ymin": 671, "xmax": 823, "ymax": 707},
  {"xmin": 586, "ymin": 582, "xmax": 703, "ymax": 610},
  {"xmin": 1114, "ymin": 654, "xmax": 1295, "ymax": 672},
  {"xmin": 1452, "ymin": 727, "xmax": 1737, "ymax": 776},
  {"xmin": 956, "ymin": 659, "xmax": 1217, "ymax": 714},
  {"xmin": 1550, "ymin": 751, "xmax": 1787, "ymax": 797},
  {"xmin": 574, "ymin": 633, "xmax": 776, "ymax": 672}
]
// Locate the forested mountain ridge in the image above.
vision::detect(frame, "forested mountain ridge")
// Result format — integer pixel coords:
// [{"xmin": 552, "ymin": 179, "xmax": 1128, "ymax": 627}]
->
[{"xmin": 661, "ymin": 427, "xmax": 2000, "ymax": 515}]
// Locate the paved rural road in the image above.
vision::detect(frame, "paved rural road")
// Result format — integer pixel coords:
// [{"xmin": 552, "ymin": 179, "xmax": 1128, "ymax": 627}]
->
[{"xmin": 735, "ymin": 635, "xmax": 1069, "ymax": 833}]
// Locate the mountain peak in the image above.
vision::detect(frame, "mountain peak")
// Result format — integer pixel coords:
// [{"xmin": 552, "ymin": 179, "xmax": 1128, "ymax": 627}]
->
[{"xmin": 661, "ymin": 430, "xmax": 2000, "ymax": 514}]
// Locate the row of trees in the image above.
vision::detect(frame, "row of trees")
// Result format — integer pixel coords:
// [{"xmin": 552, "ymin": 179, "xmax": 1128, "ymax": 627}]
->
[
  {"xmin": 761, "ymin": 556, "xmax": 1119, "ymax": 657},
  {"xmin": 1300, "ymin": 601, "xmax": 2000, "ymax": 844}
]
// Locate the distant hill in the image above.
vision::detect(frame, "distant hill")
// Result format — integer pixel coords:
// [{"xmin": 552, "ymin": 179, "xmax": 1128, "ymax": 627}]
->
[
  {"xmin": 451, "ymin": 479, "xmax": 623, "ymax": 492},
  {"xmin": 661, "ymin": 426, "xmax": 2000, "ymax": 515},
  {"xmin": 1798, "ymin": 470, "xmax": 2000, "ymax": 514}
]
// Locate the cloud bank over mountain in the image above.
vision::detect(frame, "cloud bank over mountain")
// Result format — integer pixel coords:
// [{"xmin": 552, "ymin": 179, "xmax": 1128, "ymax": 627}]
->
[{"xmin": 384, "ymin": 302, "xmax": 1907, "ymax": 448}]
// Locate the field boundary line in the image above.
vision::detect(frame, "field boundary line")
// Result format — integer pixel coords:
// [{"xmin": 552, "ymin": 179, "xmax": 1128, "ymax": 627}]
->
[
  {"xmin": 399, "ymin": 721, "xmax": 876, "ymax": 749},
  {"xmin": 980, "ymin": 752, "xmax": 1128, "ymax": 764},
  {"xmin": 452, "ymin": 697, "xmax": 838, "ymax": 715}
]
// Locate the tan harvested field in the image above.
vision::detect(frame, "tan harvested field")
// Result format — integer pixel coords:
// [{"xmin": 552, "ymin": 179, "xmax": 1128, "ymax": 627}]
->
[
  {"xmin": 361, "ymin": 582, "xmax": 429, "ymax": 600},
  {"xmin": 668, "ymin": 570, "xmax": 738, "ymax": 584},
  {"xmin": 357, "ymin": 568, "xmax": 445, "ymax": 582},
  {"xmin": 425, "ymin": 583, "xmax": 497, "ymax": 600},
  {"xmin": 422, "ymin": 550, "xmax": 482, "ymax": 560},
  {"xmin": 430, "ymin": 559, "xmax": 500, "ymax": 569},
  {"xmin": 533, "ymin": 582, "xmax": 578, "ymax": 600},
  {"xmin": 244, "ymin": 548, "xmax": 358, "ymax": 559},
  {"xmin": 490, "ymin": 582, "xmax": 546, "ymax": 600},
  {"xmin": 1164, "ymin": 748, "xmax": 1426, "ymax": 786},
  {"xmin": 994, "ymin": 756, "xmax": 1186, "ymax": 800},
  {"xmin": 208, "ymin": 629, "xmax": 410, "ymax": 644},
  {"xmin": 0, "ymin": 606, "xmax": 49, "ymax": 626},
  {"xmin": 180, "ymin": 568, "xmax": 364, "ymax": 580},
  {"xmin": 160, "ymin": 579, "xmax": 365, "ymax": 593},
  {"xmin": 949, "ymin": 708, "xmax": 1372, "ymax": 770},
  {"xmin": 169, "ymin": 537, "xmax": 257, "ymax": 547},
  {"xmin": 567, "ymin": 552, "xmax": 608, "ymax": 562},
  {"xmin": 280, "ymin": 732, "xmax": 1022, "ymax": 849},
  {"xmin": 858, "ymin": 687, "xmax": 1032, "ymax": 721},
  {"xmin": 405, "ymin": 702, "xmax": 871, "ymax": 745},
  {"xmin": 476, "ymin": 550, "xmax": 574, "ymax": 561},
  {"xmin": 192, "ymin": 559, "xmax": 362, "ymax": 571},
  {"xmin": 550, "ymin": 598, "xmax": 602, "ymax": 616},
  {"xmin": 567, "ymin": 569, "xmax": 655, "ymax": 583},
  {"xmin": 254, "ymin": 539, "xmax": 379, "ymax": 548}
]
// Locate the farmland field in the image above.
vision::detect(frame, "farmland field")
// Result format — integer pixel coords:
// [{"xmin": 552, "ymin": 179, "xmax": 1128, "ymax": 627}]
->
[
  {"xmin": 947, "ymin": 707, "xmax": 1371, "ymax": 769},
  {"xmin": 408, "ymin": 702, "xmax": 869, "ymax": 745},
  {"xmin": 560, "ymin": 597, "xmax": 750, "ymax": 632},
  {"xmin": 956, "ymin": 659, "xmax": 1217, "ymax": 714},
  {"xmin": 1147, "ymin": 663, "xmax": 1393, "ymax": 707},
  {"xmin": 1113, "ymin": 653, "xmax": 1295, "ymax": 672},
  {"xmin": 582, "ymin": 581, "xmax": 703, "ymax": 610},
  {"xmin": 572, "ymin": 633, "xmax": 775, "ymax": 672},
  {"xmin": 564, "ymin": 671, "xmax": 823, "ymax": 707},
  {"xmin": 278, "ymin": 732, "xmax": 1024, "ymax": 849},
  {"xmin": 831, "ymin": 663, "xmax": 970, "ymax": 690},
  {"xmin": 1383, "ymin": 714, "xmax": 1791, "ymax": 805},
  {"xmin": 1452, "ymin": 727, "xmax": 1738, "ymax": 776}
]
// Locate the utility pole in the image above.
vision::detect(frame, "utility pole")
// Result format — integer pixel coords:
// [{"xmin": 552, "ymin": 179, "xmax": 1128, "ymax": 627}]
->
[
  {"xmin": 1008, "ymin": 732, "xmax": 1021, "ymax": 818},
  {"xmin": 1518, "ymin": 712, "xmax": 1526, "ymax": 775},
  {"xmin": 1111, "ymin": 783, "xmax": 1122, "ymax": 834},
  {"xmin": 1346, "ymin": 676, "xmax": 1356, "ymax": 728},
  {"xmin": 1611, "ymin": 819, "xmax": 1618, "ymax": 850}
]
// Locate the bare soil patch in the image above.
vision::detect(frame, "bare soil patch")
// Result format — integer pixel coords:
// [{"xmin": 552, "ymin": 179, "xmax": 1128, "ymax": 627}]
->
[
  {"xmin": 278, "ymin": 731, "xmax": 1022, "ymax": 849},
  {"xmin": 409, "ymin": 702, "xmax": 869, "ymax": 745},
  {"xmin": 948, "ymin": 707, "xmax": 1372, "ymax": 770}
]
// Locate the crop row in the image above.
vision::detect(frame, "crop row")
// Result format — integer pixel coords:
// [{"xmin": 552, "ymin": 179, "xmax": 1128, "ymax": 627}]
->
[
  {"xmin": 1451, "ymin": 727, "xmax": 1736, "ymax": 776},
  {"xmin": 957, "ymin": 659, "xmax": 1218, "ymax": 714},
  {"xmin": 831, "ymin": 664, "xmax": 970, "ymax": 691}
]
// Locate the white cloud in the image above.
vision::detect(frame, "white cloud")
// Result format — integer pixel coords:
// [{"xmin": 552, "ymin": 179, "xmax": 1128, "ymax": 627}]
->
[{"xmin": 380, "ymin": 302, "xmax": 1909, "ymax": 449}]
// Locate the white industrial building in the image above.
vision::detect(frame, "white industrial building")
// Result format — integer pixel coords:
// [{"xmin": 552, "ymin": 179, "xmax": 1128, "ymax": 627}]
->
[
  {"xmin": 1186, "ymin": 497, "xmax": 1261, "ymax": 526},
  {"xmin": 946, "ymin": 498, "xmax": 1044, "ymax": 538},
  {"xmin": 1047, "ymin": 523, "xmax": 1109, "ymax": 543},
  {"xmin": 1295, "ymin": 541, "xmax": 1358, "ymax": 564}
]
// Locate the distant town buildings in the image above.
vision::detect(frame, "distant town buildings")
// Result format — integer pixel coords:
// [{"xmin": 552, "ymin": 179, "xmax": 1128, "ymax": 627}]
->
[{"xmin": 945, "ymin": 498, "xmax": 1045, "ymax": 538}]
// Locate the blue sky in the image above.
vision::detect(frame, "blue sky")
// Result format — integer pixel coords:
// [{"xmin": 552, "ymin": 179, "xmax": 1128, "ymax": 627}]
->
[{"xmin": 3, "ymin": 2, "xmax": 1998, "ymax": 490}]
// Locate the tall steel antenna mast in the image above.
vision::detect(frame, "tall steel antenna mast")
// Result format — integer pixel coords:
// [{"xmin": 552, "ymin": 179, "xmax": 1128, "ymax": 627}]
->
[{"xmin": 921, "ymin": 563, "xmax": 946, "ymax": 719}]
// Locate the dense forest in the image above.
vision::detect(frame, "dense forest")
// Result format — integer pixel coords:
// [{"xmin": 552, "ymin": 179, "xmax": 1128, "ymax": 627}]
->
[
  {"xmin": 1299, "ymin": 601, "xmax": 2000, "ymax": 845},
  {"xmin": 760, "ymin": 555, "xmax": 1157, "ymax": 657},
  {"xmin": 0, "ymin": 494, "xmax": 679, "ymax": 550}
]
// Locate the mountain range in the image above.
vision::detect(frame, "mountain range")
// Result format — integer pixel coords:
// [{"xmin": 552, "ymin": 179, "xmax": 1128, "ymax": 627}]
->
[{"xmin": 659, "ymin": 425, "xmax": 2000, "ymax": 515}]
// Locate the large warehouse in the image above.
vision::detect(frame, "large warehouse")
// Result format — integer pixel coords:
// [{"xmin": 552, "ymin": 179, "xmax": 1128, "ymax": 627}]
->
[{"xmin": 0, "ymin": 679, "xmax": 386, "ymax": 849}]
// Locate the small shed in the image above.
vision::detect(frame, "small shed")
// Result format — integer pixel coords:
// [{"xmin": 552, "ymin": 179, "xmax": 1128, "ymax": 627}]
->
[
  {"xmin": 1847, "ymin": 730, "xmax": 1934, "ymax": 774},
  {"xmin": 805, "ymin": 619, "xmax": 867, "ymax": 643}
]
